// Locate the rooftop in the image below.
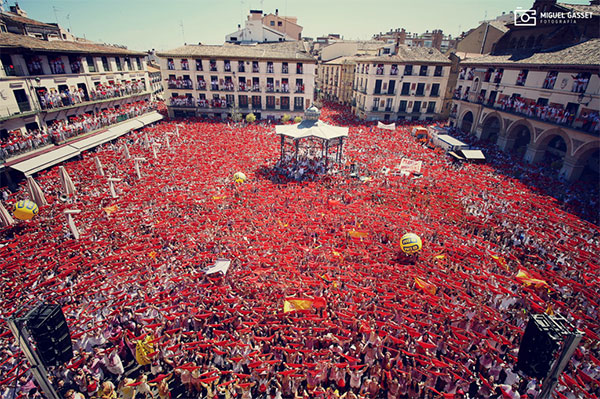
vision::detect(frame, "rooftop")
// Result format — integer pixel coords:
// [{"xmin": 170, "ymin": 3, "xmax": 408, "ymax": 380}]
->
[
  {"xmin": 357, "ymin": 45, "xmax": 451, "ymax": 64},
  {"xmin": 557, "ymin": 2, "xmax": 600, "ymax": 16},
  {"xmin": 158, "ymin": 41, "xmax": 315, "ymax": 61},
  {"xmin": 323, "ymin": 56, "xmax": 358, "ymax": 65},
  {"xmin": 462, "ymin": 39, "xmax": 600, "ymax": 67},
  {"xmin": 0, "ymin": 32, "xmax": 145, "ymax": 56},
  {"xmin": 0, "ymin": 11, "xmax": 57, "ymax": 29}
]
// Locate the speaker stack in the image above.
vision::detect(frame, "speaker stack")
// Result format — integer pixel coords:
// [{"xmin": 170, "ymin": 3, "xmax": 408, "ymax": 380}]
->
[
  {"xmin": 25, "ymin": 304, "xmax": 73, "ymax": 368},
  {"xmin": 516, "ymin": 314, "xmax": 562, "ymax": 379}
]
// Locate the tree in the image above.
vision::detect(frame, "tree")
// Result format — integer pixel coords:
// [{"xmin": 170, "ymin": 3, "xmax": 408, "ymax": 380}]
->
[
  {"xmin": 293, "ymin": 116, "xmax": 302, "ymax": 123},
  {"xmin": 230, "ymin": 104, "xmax": 242, "ymax": 122},
  {"xmin": 282, "ymin": 114, "xmax": 291, "ymax": 123},
  {"xmin": 246, "ymin": 113, "xmax": 256, "ymax": 123}
]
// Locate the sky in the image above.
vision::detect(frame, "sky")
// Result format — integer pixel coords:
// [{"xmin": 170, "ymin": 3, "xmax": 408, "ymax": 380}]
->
[{"xmin": 7, "ymin": 0, "xmax": 593, "ymax": 51}]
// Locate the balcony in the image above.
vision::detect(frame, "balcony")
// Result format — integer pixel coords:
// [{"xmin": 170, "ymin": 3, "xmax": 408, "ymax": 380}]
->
[
  {"xmin": 222, "ymin": 83, "xmax": 235, "ymax": 92},
  {"xmin": 295, "ymin": 86, "xmax": 305, "ymax": 94},
  {"xmin": 376, "ymin": 68, "xmax": 384, "ymax": 75},
  {"xmin": 251, "ymin": 85, "xmax": 261, "ymax": 92},
  {"xmin": 38, "ymin": 85, "xmax": 148, "ymax": 113},
  {"xmin": 169, "ymin": 99, "xmax": 196, "ymax": 108},
  {"xmin": 3, "ymin": 65, "xmax": 27, "ymax": 77},
  {"xmin": 294, "ymin": 105, "xmax": 304, "ymax": 111},
  {"xmin": 266, "ymin": 86, "xmax": 275, "ymax": 93},
  {"xmin": 282, "ymin": 67, "xmax": 289, "ymax": 74},
  {"xmin": 210, "ymin": 84, "xmax": 219, "ymax": 91},
  {"xmin": 197, "ymin": 82, "xmax": 207, "ymax": 90},
  {"xmin": 167, "ymin": 80, "xmax": 194, "ymax": 90},
  {"xmin": 238, "ymin": 84, "xmax": 248, "ymax": 92},
  {"xmin": 390, "ymin": 68, "xmax": 399, "ymax": 76}
]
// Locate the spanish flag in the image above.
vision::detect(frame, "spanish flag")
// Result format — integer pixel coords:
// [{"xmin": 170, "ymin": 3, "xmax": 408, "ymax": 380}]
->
[
  {"xmin": 414, "ymin": 277, "xmax": 436, "ymax": 295},
  {"xmin": 283, "ymin": 297, "xmax": 326, "ymax": 313},
  {"xmin": 490, "ymin": 254, "xmax": 509, "ymax": 271},
  {"xmin": 516, "ymin": 270, "xmax": 548, "ymax": 288}
]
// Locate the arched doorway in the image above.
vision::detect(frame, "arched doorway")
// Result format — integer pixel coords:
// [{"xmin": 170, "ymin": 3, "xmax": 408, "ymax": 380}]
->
[
  {"xmin": 512, "ymin": 125, "xmax": 531, "ymax": 157},
  {"xmin": 544, "ymin": 135, "xmax": 568, "ymax": 170},
  {"xmin": 481, "ymin": 115, "xmax": 501, "ymax": 143},
  {"xmin": 461, "ymin": 111, "xmax": 473, "ymax": 133},
  {"xmin": 579, "ymin": 148, "xmax": 599, "ymax": 184}
]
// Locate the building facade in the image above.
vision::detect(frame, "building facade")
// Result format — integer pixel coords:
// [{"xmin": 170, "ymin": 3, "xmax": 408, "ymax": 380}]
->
[
  {"xmin": 319, "ymin": 57, "xmax": 356, "ymax": 106},
  {"xmin": 226, "ymin": 9, "xmax": 302, "ymax": 44},
  {"xmin": 373, "ymin": 28, "xmax": 458, "ymax": 53},
  {"xmin": 147, "ymin": 64, "xmax": 164, "ymax": 100},
  {"xmin": 0, "ymin": 32, "xmax": 151, "ymax": 143},
  {"xmin": 351, "ymin": 46, "xmax": 452, "ymax": 121},
  {"xmin": 450, "ymin": 39, "xmax": 600, "ymax": 182},
  {"xmin": 158, "ymin": 42, "xmax": 316, "ymax": 120}
]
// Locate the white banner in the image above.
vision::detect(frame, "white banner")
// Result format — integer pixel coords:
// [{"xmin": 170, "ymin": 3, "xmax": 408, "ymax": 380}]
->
[
  {"xmin": 377, "ymin": 121, "xmax": 396, "ymax": 130},
  {"xmin": 399, "ymin": 158, "xmax": 422, "ymax": 174}
]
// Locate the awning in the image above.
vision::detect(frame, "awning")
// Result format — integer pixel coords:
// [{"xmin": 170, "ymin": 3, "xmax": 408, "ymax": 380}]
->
[
  {"xmin": 10, "ymin": 111, "xmax": 164, "ymax": 176},
  {"xmin": 275, "ymin": 119, "xmax": 349, "ymax": 141},
  {"xmin": 11, "ymin": 146, "xmax": 80, "ymax": 176},
  {"xmin": 448, "ymin": 151, "xmax": 465, "ymax": 161},
  {"xmin": 460, "ymin": 150, "xmax": 486, "ymax": 161}
]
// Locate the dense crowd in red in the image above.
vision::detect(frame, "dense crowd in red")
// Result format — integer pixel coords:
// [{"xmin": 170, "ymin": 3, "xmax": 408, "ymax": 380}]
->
[{"xmin": 0, "ymin": 103, "xmax": 598, "ymax": 399}]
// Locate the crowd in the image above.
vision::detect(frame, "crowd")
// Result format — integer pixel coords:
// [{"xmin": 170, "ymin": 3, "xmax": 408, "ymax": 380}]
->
[
  {"xmin": 38, "ymin": 82, "xmax": 147, "ymax": 111},
  {"xmin": 0, "ymin": 102, "xmax": 598, "ymax": 399},
  {"xmin": 0, "ymin": 128, "xmax": 51, "ymax": 161},
  {"xmin": 497, "ymin": 97, "xmax": 578, "ymax": 127},
  {"xmin": 46, "ymin": 101, "xmax": 157, "ymax": 143}
]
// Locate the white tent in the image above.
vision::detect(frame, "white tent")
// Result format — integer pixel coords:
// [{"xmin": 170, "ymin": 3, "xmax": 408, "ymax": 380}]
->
[
  {"xmin": 0, "ymin": 202, "xmax": 14, "ymax": 227},
  {"xmin": 59, "ymin": 166, "xmax": 76, "ymax": 196},
  {"xmin": 27, "ymin": 176, "xmax": 48, "ymax": 206}
]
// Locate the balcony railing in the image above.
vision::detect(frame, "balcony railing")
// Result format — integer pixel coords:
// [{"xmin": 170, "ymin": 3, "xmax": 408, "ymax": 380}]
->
[
  {"xmin": 3, "ymin": 65, "xmax": 27, "ymax": 77},
  {"xmin": 167, "ymin": 81, "xmax": 194, "ymax": 90}
]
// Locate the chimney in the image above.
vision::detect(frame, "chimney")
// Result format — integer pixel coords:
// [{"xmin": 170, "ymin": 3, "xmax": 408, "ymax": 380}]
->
[{"xmin": 275, "ymin": 8, "xmax": 278, "ymax": 15}]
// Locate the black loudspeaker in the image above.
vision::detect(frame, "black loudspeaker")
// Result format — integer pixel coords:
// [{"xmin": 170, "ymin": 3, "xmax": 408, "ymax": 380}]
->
[
  {"xmin": 26, "ymin": 304, "xmax": 73, "ymax": 367},
  {"xmin": 517, "ymin": 315, "xmax": 561, "ymax": 379}
]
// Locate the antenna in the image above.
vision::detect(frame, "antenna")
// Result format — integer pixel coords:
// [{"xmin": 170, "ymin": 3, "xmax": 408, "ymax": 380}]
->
[
  {"xmin": 179, "ymin": 20, "xmax": 185, "ymax": 44},
  {"xmin": 52, "ymin": 6, "xmax": 60, "ymax": 24},
  {"xmin": 66, "ymin": 14, "xmax": 72, "ymax": 33}
]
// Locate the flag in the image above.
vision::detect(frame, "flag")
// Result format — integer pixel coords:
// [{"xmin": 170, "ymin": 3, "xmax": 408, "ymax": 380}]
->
[
  {"xmin": 135, "ymin": 335, "xmax": 154, "ymax": 366},
  {"xmin": 516, "ymin": 270, "xmax": 548, "ymax": 288},
  {"xmin": 103, "ymin": 205, "xmax": 118, "ymax": 215},
  {"xmin": 283, "ymin": 297, "xmax": 326, "ymax": 313},
  {"xmin": 490, "ymin": 254, "xmax": 509, "ymax": 271},
  {"xmin": 414, "ymin": 277, "xmax": 436, "ymax": 295},
  {"xmin": 348, "ymin": 230, "xmax": 368, "ymax": 239},
  {"xmin": 148, "ymin": 251, "xmax": 158, "ymax": 259}
]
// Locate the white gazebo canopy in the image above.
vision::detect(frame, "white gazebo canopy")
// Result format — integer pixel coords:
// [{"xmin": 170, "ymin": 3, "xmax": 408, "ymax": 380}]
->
[{"xmin": 274, "ymin": 105, "xmax": 349, "ymax": 165}]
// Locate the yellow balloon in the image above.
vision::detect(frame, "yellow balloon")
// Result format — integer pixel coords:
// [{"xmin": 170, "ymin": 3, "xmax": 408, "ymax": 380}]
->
[
  {"xmin": 233, "ymin": 172, "xmax": 247, "ymax": 183},
  {"xmin": 14, "ymin": 200, "xmax": 39, "ymax": 220},
  {"xmin": 400, "ymin": 233, "xmax": 422, "ymax": 255}
]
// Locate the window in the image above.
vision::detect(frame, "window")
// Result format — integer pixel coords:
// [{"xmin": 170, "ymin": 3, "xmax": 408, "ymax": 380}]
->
[
  {"xmin": 493, "ymin": 68, "xmax": 503, "ymax": 84},
  {"xmin": 430, "ymin": 83, "xmax": 440, "ymax": 97},
  {"xmin": 427, "ymin": 102, "xmax": 436, "ymax": 113},
  {"xmin": 387, "ymin": 80, "xmax": 395, "ymax": 95},
  {"xmin": 572, "ymin": 72, "xmax": 591, "ymax": 93},
  {"xmin": 434, "ymin": 66, "xmax": 443, "ymax": 77},
  {"xmin": 376, "ymin": 64, "xmax": 384, "ymax": 75},
  {"xmin": 224, "ymin": 60, "xmax": 231, "ymax": 72},
  {"xmin": 180, "ymin": 59, "xmax": 189, "ymax": 70},
  {"xmin": 86, "ymin": 56, "xmax": 96, "ymax": 73},
  {"xmin": 252, "ymin": 95, "xmax": 261, "ymax": 108},
  {"xmin": 49, "ymin": 55, "xmax": 66, "ymax": 74},
  {"xmin": 542, "ymin": 71, "xmax": 558, "ymax": 89},
  {"xmin": 167, "ymin": 58, "xmax": 175, "ymax": 70},
  {"xmin": 125, "ymin": 58, "xmax": 132, "ymax": 70},
  {"xmin": 419, "ymin": 65, "xmax": 428, "ymax": 76},
  {"xmin": 270, "ymin": 21, "xmax": 275, "ymax": 26},
  {"xmin": 390, "ymin": 64, "xmax": 398, "ymax": 75},
  {"xmin": 197, "ymin": 76, "xmax": 206, "ymax": 90},
  {"xmin": 68, "ymin": 55, "xmax": 82, "ymax": 74},
  {"xmin": 267, "ymin": 62, "xmax": 274, "ymax": 73},
  {"xmin": 252, "ymin": 61, "xmax": 259, "ymax": 73},
  {"xmin": 374, "ymin": 80, "xmax": 382, "ymax": 94},
  {"xmin": 115, "ymin": 57, "xmax": 122, "ymax": 71},
  {"xmin": 238, "ymin": 61, "xmax": 245, "ymax": 73},
  {"xmin": 372, "ymin": 98, "xmax": 380, "ymax": 111},
  {"xmin": 278, "ymin": 21, "xmax": 282, "ymax": 26},
  {"xmin": 282, "ymin": 62, "xmax": 288, "ymax": 74},
  {"xmin": 211, "ymin": 76, "xmax": 219, "ymax": 91},
  {"xmin": 13, "ymin": 89, "xmax": 31, "ymax": 112},
  {"xmin": 136, "ymin": 57, "xmax": 142, "ymax": 70},
  {"xmin": 25, "ymin": 55, "xmax": 44, "ymax": 75},
  {"xmin": 412, "ymin": 100, "xmax": 421, "ymax": 113},
  {"xmin": 238, "ymin": 95, "xmax": 248, "ymax": 108},
  {"xmin": 295, "ymin": 79, "xmax": 304, "ymax": 93},
  {"xmin": 266, "ymin": 77, "xmax": 274, "ymax": 92},
  {"xmin": 281, "ymin": 78, "xmax": 289, "ymax": 93},
  {"xmin": 296, "ymin": 63, "xmax": 303, "ymax": 74},
  {"xmin": 401, "ymin": 82, "xmax": 410, "ymax": 95},
  {"xmin": 102, "ymin": 56, "xmax": 110, "ymax": 71},
  {"xmin": 398, "ymin": 100, "xmax": 407, "ymax": 112},
  {"xmin": 281, "ymin": 96, "xmax": 290, "ymax": 110},
  {"xmin": 516, "ymin": 69, "xmax": 528, "ymax": 86},
  {"xmin": 404, "ymin": 65, "xmax": 413, "ymax": 76},
  {"xmin": 252, "ymin": 77, "xmax": 260, "ymax": 92},
  {"xmin": 210, "ymin": 60, "xmax": 217, "ymax": 71},
  {"xmin": 196, "ymin": 59, "xmax": 203, "ymax": 71},
  {"xmin": 266, "ymin": 95, "xmax": 275, "ymax": 109},
  {"xmin": 294, "ymin": 97, "xmax": 303, "ymax": 110},
  {"xmin": 415, "ymin": 83, "xmax": 425, "ymax": 96}
]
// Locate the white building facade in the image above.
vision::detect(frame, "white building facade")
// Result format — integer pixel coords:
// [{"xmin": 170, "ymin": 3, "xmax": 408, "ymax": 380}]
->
[
  {"xmin": 351, "ymin": 46, "xmax": 452, "ymax": 121},
  {"xmin": 450, "ymin": 39, "xmax": 600, "ymax": 182},
  {"xmin": 158, "ymin": 42, "xmax": 316, "ymax": 120},
  {"xmin": 0, "ymin": 32, "xmax": 151, "ymax": 141}
]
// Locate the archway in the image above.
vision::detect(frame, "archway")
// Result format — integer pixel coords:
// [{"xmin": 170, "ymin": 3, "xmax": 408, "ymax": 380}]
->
[
  {"xmin": 579, "ymin": 148, "xmax": 599, "ymax": 184},
  {"xmin": 461, "ymin": 111, "xmax": 474, "ymax": 133},
  {"xmin": 480, "ymin": 115, "xmax": 501, "ymax": 143},
  {"xmin": 511, "ymin": 124, "xmax": 532, "ymax": 157},
  {"xmin": 543, "ymin": 135, "xmax": 568, "ymax": 170}
]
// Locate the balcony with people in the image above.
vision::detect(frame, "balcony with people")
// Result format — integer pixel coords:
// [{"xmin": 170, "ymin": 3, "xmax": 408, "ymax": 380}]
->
[
  {"xmin": 296, "ymin": 63, "xmax": 303, "ymax": 74},
  {"xmin": 169, "ymin": 96, "xmax": 195, "ymax": 107},
  {"xmin": 210, "ymin": 60, "xmax": 217, "ymax": 72},
  {"xmin": 281, "ymin": 79, "xmax": 290, "ymax": 93},
  {"xmin": 376, "ymin": 64, "xmax": 384, "ymax": 75},
  {"xmin": 197, "ymin": 98, "xmax": 209, "ymax": 109},
  {"xmin": 224, "ymin": 60, "xmax": 231, "ymax": 72},
  {"xmin": 197, "ymin": 78, "xmax": 207, "ymax": 91},
  {"xmin": 196, "ymin": 59, "xmax": 203, "ymax": 71},
  {"xmin": 39, "ymin": 81, "xmax": 147, "ymax": 111},
  {"xmin": 295, "ymin": 80, "xmax": 304, "ymax": 94},
  {"xmin": 167, "ymin": 77, "xmax": 193, "ymax": 90},
  {"xmin": 211, "ymin": 78, "xmax": 219, "ymax": 91},
  {"xmin": 238, "ymin": 62, "xmax": 245, "ymax": 73},
  {"xmin": 211, "ymin": 98, "xmax": 227, "ymax": 109},
  {"xmin": 267, "ymin": 62, "xmax": 274, "ymax": 74},
  {"xmin": 390, "ymin": 64, "xmax": 399, "ymax": 76},
  {"xmin": 238, "ymin": 80, "xmax": 248, "ymax": 92},
  {"xmin": 282, "ymin": 63, "xmax": 289, "ymax": 74},
  {"xmin": 167, "ymin": 58, "xmax": 175, "ymax": 70},
  {"xmin": 223, "ymin": 78, "xmax": 234, "ymax": 92},
  {"xmin": 252, "ymin": 61, "xmax": 260, "ymax": 73},
  {"xmin": 1, "ymin": 100, "xmax": 157, "ymax": 162}
]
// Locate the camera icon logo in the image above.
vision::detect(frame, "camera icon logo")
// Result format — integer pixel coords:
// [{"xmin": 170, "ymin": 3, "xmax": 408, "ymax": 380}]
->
[{"xmin": 514, "ymin": 8, "xmax": 537, "ymax": 26}]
